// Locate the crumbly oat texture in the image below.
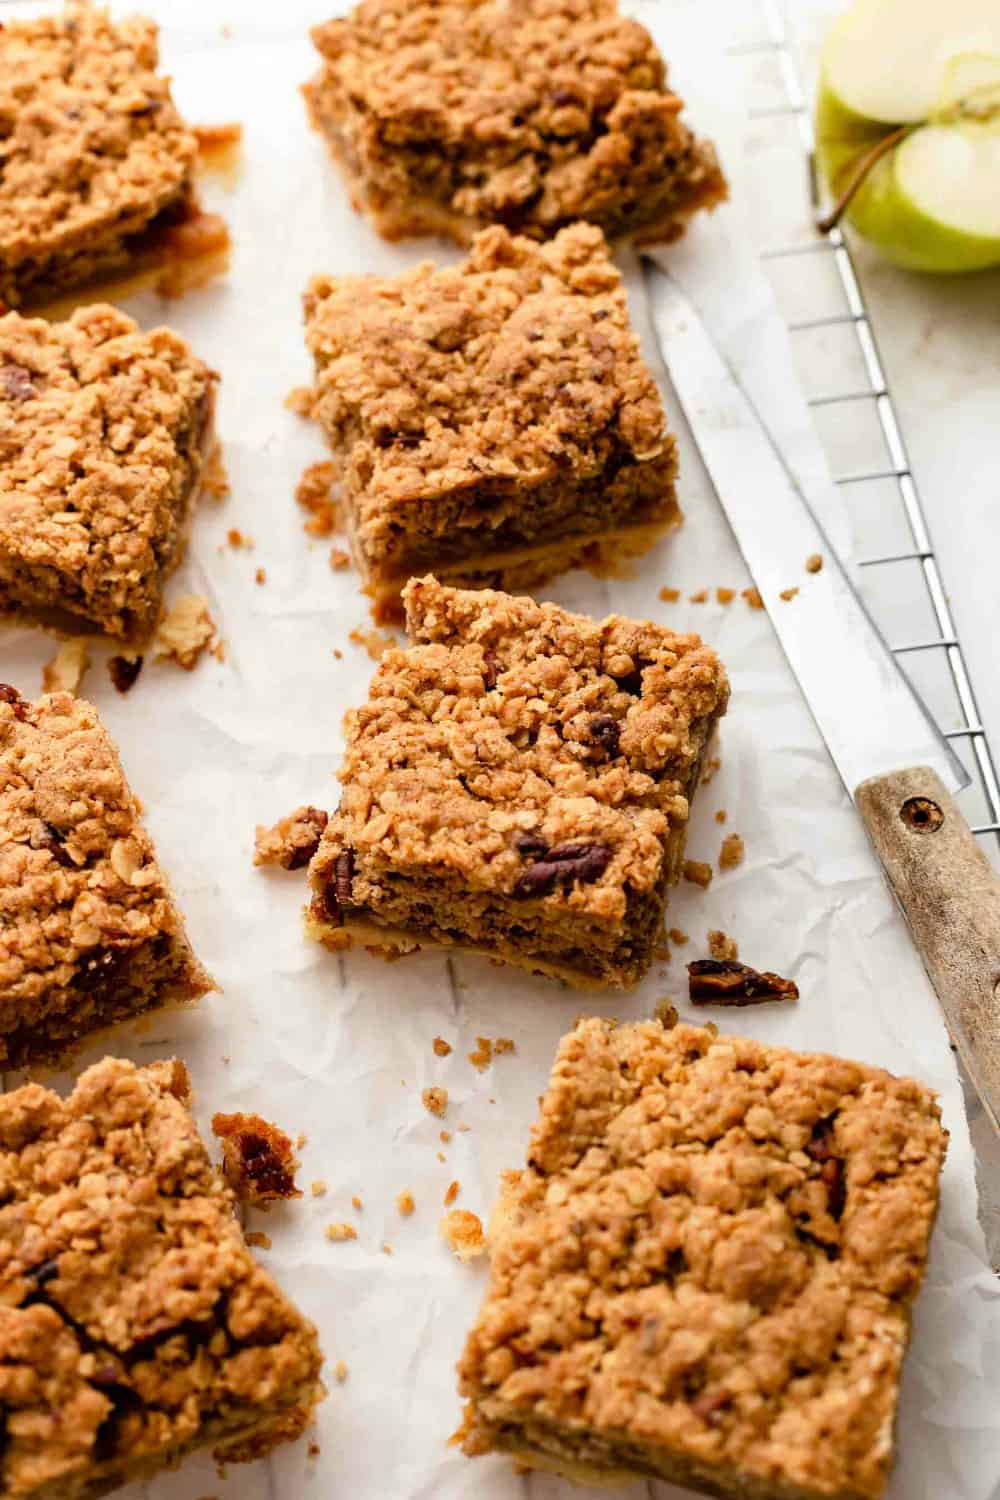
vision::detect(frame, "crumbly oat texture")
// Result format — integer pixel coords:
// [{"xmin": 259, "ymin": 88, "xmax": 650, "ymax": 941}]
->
[
  {"xmin": 0, "ymin": 6, "xmax": 205, "ymax": 309},
  {"xmin": 307, "ymin": 577, "xmax": 728, "ymax": 988},
  {"xmin": 0, "ymin": 687, "xmax": 212, "ymax": 1067},
  {"xmin": 304, "ymin": 0, "xmax": 727, "ymax": 247},
  {"xmin": 153, "ymin": 593, "xmax": 217, "ymax": 669},
  {"xmin": 0, "ymin": 1058, "xmax": 324, "ymax": 1500},
  {"xmin": 458, "ymin": 1017, "xmax": 946, "ymax": 1500},
  {"xmin": 212, "ymin": 1112, "xmax": 303, "ymax": 1206},
  {"xmin": 254, "ymin": 806, "xmax": 329, "ymax": 871},
  {"xmin": 304, "ymin": 224, "xmax": 678, "ymax": 609},
  {"xmin": 0, "ymin": 304, "xmax": 215, "ymax": 643}
]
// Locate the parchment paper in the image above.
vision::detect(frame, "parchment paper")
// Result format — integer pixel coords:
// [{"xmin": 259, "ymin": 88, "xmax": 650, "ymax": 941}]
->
[{"xmin": 2, "ymin": 2, "xmax": 999, "ymax": 1498}]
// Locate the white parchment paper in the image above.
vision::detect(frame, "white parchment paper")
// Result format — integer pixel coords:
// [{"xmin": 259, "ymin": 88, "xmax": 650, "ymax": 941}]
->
[{"xmin": 2, "ymin": 2, "xmax": 999, "ymax": 1497}]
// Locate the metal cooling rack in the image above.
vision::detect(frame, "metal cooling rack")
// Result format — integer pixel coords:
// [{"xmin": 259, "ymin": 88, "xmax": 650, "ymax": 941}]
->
[{"xmin": 729, "ymin": 0, "xmax": 1000, "ymax": 864}]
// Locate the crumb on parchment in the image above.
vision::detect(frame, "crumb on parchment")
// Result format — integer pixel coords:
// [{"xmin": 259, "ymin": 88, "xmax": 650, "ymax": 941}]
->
[
  {"xmin": 212, "ymin": 1112, "xmax": 302, "ymax": 1204},
  {"xmin": 348, "ymin": 624, "xmax": 398, "ymax": 660},
  {"xmin": 255, "ymin": 567, "xmax": 267, "ymax": 585},
  {"xmin": 742, "ymin": 586, "xmax": 764, "ymax": 610},
  {"xmin": 154, "ymin": 593, "xmax": 217, "ymax": 669},
  {"xmin": 494, "ymin": 1037, "xmax": 514, "ymax": 1055},
  {"xmin": 245, "ymin": 1231, "xmax": 271, "ymax": 1250},
  {"xmin": 715, "ymin": 809, "xmax": 727, "ymax": 824},
  {"xmin": 716, "ymin": 587, "xmax": 735, "ymax": 604},
  {"xmin": 433, "ymin": 1037, "xmax": 452, "ymax": 1057},
  {"xmin": 719, "ymin": 832, "xmax": 745, "ymax": 870},
  {"xmin": 441, "ymin": 1209, "xmax": 485, "ymax": 1261},
  {"xmin": 806, "ymin": 553, "xmax": 823, "ymax": 574},
  {"xmin": 226, "ymin": 528, "xmax": 253, "ymax": 550},
  {"xmin": 335, "ymin": 1361, "xmax": 348, "ymax": 1383},
  {"xmin": 689, "ymin": 589, "xmax": 707, "ymax": 604},
  {"xmin": 330, "ymin": 547, "xmax": 351, "ymax": 570},
  {"xmin": 311, "ymin": 1180, "xmax": 327, "ymax": 1197},
  {"xmin": 351, "ymin": 1195, "xmax": 363, "ymax": 1210},
  {"xmin": 779, "ymin": 587, "xmax": 799, "ymax": 602},
  {"xmin": 444, "ymin": 1180, "xmax": 460, "ymax": 1206},
  {"xmin": 682, "ymin": 859, "xmax": 713, "ymax": 889},
  {"xmin": 254, "ymin": 805, "xmax": 329, "ymax": 871},
  {"xmin": 423, "ymin": 1086, "xmax": 448, "ymax": 1118},
  {"xmin": 468, "ymin": 1037, "xmax": 492, "ymax": 1071},
  {"xmin": 658, "ymin": 586, "xmax": 680, "ymax": 602},
  {"xmin": 286, "ymin": 386, "xmax": 315, "ymax": 416},
  {"xmin": 325, "ymin": 1222, "xmax": 357, "ymax": 1242},
  {"xmin": 42, "ymin": 639, "xmax": 90, "ymax": 695},
  {"xmin": 396, "ymin": 1190, "xmax": 415, "ymax": 1216},
  {"xmin": 708, "ymin": 928, "xmax": 739, "ymax": 962},
  {"xmin": 296, "ymin": 459, "xmax": 340, "ymax": 536},
  {"xmin": 668, "ymin": 927, "xmax": 688, "ymax": 945},
  {"xmin": 653, "ymin": 998, "xmax": 679, "ymax": 1028},
  {"xmin": 701, "ymin": 755, "xmax": 721, "ymax": 786}
]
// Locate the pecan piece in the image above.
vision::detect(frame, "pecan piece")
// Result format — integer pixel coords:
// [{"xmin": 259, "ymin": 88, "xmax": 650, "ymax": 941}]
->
[
  {"xmin": 32, "ymin": 822, "xmax": 75, "ymax": 868},
  {"xmin": 482, "ymin": 648, "xmax": 500, "ymax": 691},
  {"xmin": 513, "ymin": 842, "xmax": 612, "ymax": 899},
  {"xmin": 0, "ymin": 684, "xmax": 29, "ymax": 720},
  {"xmin": 108, "ymin": 655, "xmax": 143, "ymax": 694},
  {"xmin": 334, "ymin": 849, "xmax": 355, "ymax": 904},
  {"xmin": 514, "ymin": 832, "xmax": 548, "ymax": 860},
  {"xmin": 1, "ymin": 363, "xmax": 36, "ymax": 401},
  {"xmin": 587, "ymin": 714, "xmax": 620, "ymax": 757},
  {"xmin": 687, "ymin": 959, "xmax": 799, "ymax": 1005}
]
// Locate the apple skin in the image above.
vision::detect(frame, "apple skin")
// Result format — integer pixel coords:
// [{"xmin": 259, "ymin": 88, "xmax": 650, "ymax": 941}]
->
[{"xmin": 815, "ymin": 79, "xmax": 1000, "ymax": 273}]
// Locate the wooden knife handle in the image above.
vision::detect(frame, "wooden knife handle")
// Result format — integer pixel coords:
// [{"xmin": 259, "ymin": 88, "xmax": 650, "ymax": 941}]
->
[{"xmin": 856, "ymin": 766, "xmax": 1000, "ymax": 1132}]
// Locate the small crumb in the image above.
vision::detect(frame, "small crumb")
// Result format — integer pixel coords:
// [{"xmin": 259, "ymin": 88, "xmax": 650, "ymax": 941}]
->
[
  {"xmin": 286, "ymin": 386, "xmax": 315, "ymax": 417},
  {"xmin": 245, "ymin": 1231, "xmax": 271, "ymax": 1250},
  {"xmin": 255, "ymin": 567, "xmax": 267, "ymax": 585},
  {"xmin": 716, "ymin": 587, "xmax": 735, "ymax": 605},
  {"xmin": 689, "ymin": 588, "xmax": 708, "ymax": 603},
  {"xmin": 682, "ymin": 859, "xmax": 713, "ymax": 889},
  {"xmin": 329, "ymin": 547, "xmax": 351, "ymax": 571},
  {"xmin": 457, "ymin": 1123, "xmax": 470, "ymax": 1134},
  {"xmin": 154, "ymin": 594, "xmax": 217, "ymax": 670},
  {"xmin": 351, "ymin": 1195, "xmax": 363, "ymax": 1211},
  {"xmin": 653, "ymin": 999, "xmax": 679, "ymax": 1029},
  {"xmin": 708, "ymin": 928, "xmax": 739, "ymax": 962},
  {"xmin": 332, "ymin": 647, "xmax": 343, "ymax": 660},
  {"xmin": 310, "ymin": 1180, "xmax": 327, "ymax": 1197},
  {"xmin": 779, "ymin": 587, "xmax": 799, "ymax": 602},
  {"xmin": 254, "ymin": 805, "xmax": 328, "ymax": 871},
  {"xmin": 348, "ymin": 625, "xmax": 397, "ymax": 661},
  {"xmin": 715, "ymin": 809, "xmax": 727, "ymax": 824},
  {"xmin": 701, "ymin": 755, "xmax": 721, "ymax": 786},
  {"xmin": 439, "ymin": 1130, "xmax": 452, "ymax": 1143},
  {"xmin": 437, "ymin": 1151, "xmax": 446, "ymax": 1163},
  {"xmin": 211, "ymin": 638, "xmax": 227, "ymax": 663},
  {"xmin": 295, "ymin": 460, "xmax": 340, "ymax": 536},
  {"xmin": 296, "ymin": 1133, "xmax": 307, "ymax": 1149},
  {"xmin": 742, "ymin": 587, "xmax": 764, "ymax": 610},
  {"xmin": 806, "ymin": 553, "xmax": 823, "ymax": 574},
  {"xmin": 668, "ymin": 927, "xmax": 689, "ymax": 945},
  {"xmin": 325, "ymin": 1223, "xmax": 357, "ymax": 1243},
  {"xmin": 432, "ymin": 1037, "xmax": 452, "ymax": 1057},
  {"xmin": 226, "ymin": 528, "xmax": 254, "ymax": 550},
  {"xmin": 334, "ymin": 1361, "xmax": 348, "ymax": 1383},
  {"xmin": 443, "ymin": 1180, "xmax": 460, "ymax": 1206},
  {"xmin": 658, "ymin": 586, "xmax": 681, "ymax": 602},
  {"xmin": 422, "ymin": 1086, "xmax": 448, "ymax": 1118},
  {"xmin": 396, "ymin": 1190, "xmax": 415, "ymax": 1217},
  {"xmin": 441, "ymin": 1209, "xmax": 486, "ymax": 1262},
  {"xmin": 42, "ymin": 639, "xmax": 90, "ymax": 695},
  {"xmin": 468, "ymin": 1037, "xmax": 492, "ymax": 1071},
  {"xmin": 212, "ymin": 1112, "xmax": 301, "ymax": 1204},
  {"xmin": 194, "ymin": 121, "xmax": 243, "ymax": 150},
  {"xmin": 653, "ymin": 942, "xmax": 670, "ymax": 961},
  {"xmin": 108, "ymin": 654, "xmax": 143, "ymax": 694},
  {"xmin": 382, "ymin": 1243, "xmax": 392, "ymax": 1255},
  {"xmin": 201, "ymin": 443, "xmax": 230, "ymax": 500},
  {"xmin": 719, "ymin": 833, "xmax": 745, "ymax": 870},
  {"xmin": 307, "ymin": 1442, "xmax": 321, "ymax": 1459}
]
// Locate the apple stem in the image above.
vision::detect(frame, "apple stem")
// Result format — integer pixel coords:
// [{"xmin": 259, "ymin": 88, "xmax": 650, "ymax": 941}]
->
[{"xmin": 816, "ymin": 126, "xmax": 910, "ymax": 234}]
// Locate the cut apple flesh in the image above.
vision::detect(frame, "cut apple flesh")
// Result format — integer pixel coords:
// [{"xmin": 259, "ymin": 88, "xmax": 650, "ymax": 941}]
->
[
  {"xmin": 823, "ymin": 0, "xmax": 1000, "ymax": 123},
  {"xmin": 896, "ymin": 123, "xmax": 1000, "ymax": 237}
]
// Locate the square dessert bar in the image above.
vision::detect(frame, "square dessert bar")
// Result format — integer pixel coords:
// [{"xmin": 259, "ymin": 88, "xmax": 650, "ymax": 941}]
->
[
  {"xmin": 0, "ymin": 303, "xmax": 215, "ymax": 643},
  {"xmin": 0, "ymin": 686, "xmax": 213, "ymax": 1067},
  {"xmin": 0, "ymin": 4, "xmax": 229, "ymax": 310},
  {"xmin": 0, "ymin": 1057, "xmax": 324, "ymax": 1499},
  {"xmin": 458, "ymin": 1018, "xmax": 947, "ymax": 1499},
  {"xmin": 306, "ymin": 577, "xmax": 728, "ymax": 988},
  {"xmin": 304, "ymin": 0, "xmax": 727, "ymax": 246},
  {"xmin": 304, "ymin": 223, "xmax": 680, "ymax": 614}
]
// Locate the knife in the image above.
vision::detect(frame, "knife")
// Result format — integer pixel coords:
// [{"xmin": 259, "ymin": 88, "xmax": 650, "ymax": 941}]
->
[{"xmin": 644, "ymin": 261, "xmax": 1000, "ymax": 1132}]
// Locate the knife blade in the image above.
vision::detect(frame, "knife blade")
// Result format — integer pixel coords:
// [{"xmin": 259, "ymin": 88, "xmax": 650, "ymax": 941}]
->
[{"xmin": 644, "ymin": 261, "xmax": 1000, "ymax": 1132}]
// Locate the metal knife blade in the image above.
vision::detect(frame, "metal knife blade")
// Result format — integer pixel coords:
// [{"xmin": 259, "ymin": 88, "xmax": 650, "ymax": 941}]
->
[
  {"xmin": 644, "ymin": 262, "xmax": 1000, "ymax": 1135},
  {"xmin": 642, "ymin": 261, "xmax": 964, "ymax": 798}
]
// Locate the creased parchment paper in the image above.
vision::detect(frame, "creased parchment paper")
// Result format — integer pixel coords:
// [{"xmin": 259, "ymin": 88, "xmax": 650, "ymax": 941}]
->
[{"xmin": 1, "ymin": 1, "xmax": 998, "ymax": 1497}]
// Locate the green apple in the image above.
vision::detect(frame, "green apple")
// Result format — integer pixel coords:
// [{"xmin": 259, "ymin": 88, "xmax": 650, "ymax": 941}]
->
[{"xmin": 815, "ymin": 0, "xmax": 1000, "ymax": 273}]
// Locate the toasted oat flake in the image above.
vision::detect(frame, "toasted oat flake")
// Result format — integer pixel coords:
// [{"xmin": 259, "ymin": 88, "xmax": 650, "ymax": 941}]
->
[
  {"xmin": 41, "ymin": 639, "xmax": 90, "ymax": 695},
  {"xmin": 444, "ymin": 1180, "xmax": 460, "ymax": 1206},
  {"xmin": 682, "ymin": 860, "xmax": 713, "ymax": 889},
  {"xmin": 325, "ymin": 1222, "xmax": 357, "ymax": 1242},
  {"xmin": 433, "ymin": 1037, "xmax": 452, "ymax": 1057},
  {"xmin": 441, "ymin": 1209, "xmax": 486, "ymax": 1261},
  {"xmin": 719, "ymin": 833, "xmax": 745, "ymax": 870},
  {"xmin": 154, "ymin": 594, "xmax": 217, "ymax": 670},
  {"xmin": 422, "ymin": 1086, "xmax": 448, "ymax": 1118},
  {"xmin": 396, "ymin": 1190, "xmax": 416, "ymax": 1216}
]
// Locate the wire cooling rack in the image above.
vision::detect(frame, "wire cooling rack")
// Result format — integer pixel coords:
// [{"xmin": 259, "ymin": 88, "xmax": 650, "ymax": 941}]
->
[
  {"xmin": 729, "ymin": 0, "xmax": 1000, "ymax": 1260},
  {"xmin": 728, "ymin": 0, "xmax": 1000, "ymax": 867}
]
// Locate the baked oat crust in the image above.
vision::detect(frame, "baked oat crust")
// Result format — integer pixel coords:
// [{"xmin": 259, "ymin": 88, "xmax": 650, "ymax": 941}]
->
[
  {"xmin": 0, "ymin": 687, "xmax": 213, "ymax": 1067},
  {"xmin": 0, "ymin": 303, "xmax": 215, "ymax": 643},
  {"xmin": 0, "ymin": 5, "xmax": 211, "ymax": 310},
  {"xmin": 304, "ymin": 0, "xmax": 727, "ymax": 246},
  {"xmin": 0, "ymin": 1057, "xmax": 324, "ymax": 1500},
  {"xmin": 458, "ymin": 1018, "xmax": 947, "ymax": 1500},
  {"xmin": 306, "ymin": 576, "xmax": 728, "ymax": 987},
  {"xmin": 304, "ymin": 223, "xmax": 679, "ymax": 605}
]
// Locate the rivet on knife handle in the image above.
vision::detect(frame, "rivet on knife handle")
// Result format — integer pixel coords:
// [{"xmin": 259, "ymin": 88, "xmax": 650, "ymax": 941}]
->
[{"xmin": 856, "ymin": 766, "xmax": 1000, "ymax": 1133}]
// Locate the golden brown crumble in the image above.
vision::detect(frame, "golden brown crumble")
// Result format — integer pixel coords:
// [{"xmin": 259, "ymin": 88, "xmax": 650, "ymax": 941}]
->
[
  {"xmin": 780, "ymin": 587, "xmax": 800, "ymax": 603},
  {"xmin": 351, "ymin": 1195, "xmax": 363, "ymax": 1211},
  {"xmin": 212, "ymin": 1112, "xmax": 302, "ymax": 1206},
  {"xmin": 311, "ymin": 1181, "xmax": 327, "ymax": 1197},
  {"xmin": 658, "ymin": 586, "xmax": 681, "ymax": 602},
  {"xmin": 396, "ymin": 1190, "xmax": 416, "ymax": 1217},
  {"xmin": 325, "ymin": 1223, "xmax": 357, "ymax": 1243},
  {"xmin": 295, "ymin": 460, "xmax": 341, "ymax": 537},
  {"xmin": 468, "ymin": 1037, "xmax": 493, "ymax": 1071},
  {"xmin": 682, "ymin": 859, "xmax": 713, "ymax": 889},
  {"xmin": 806, "ymin": 553, "xmax": 823, "ymax": 574},
  {"xmin": 708, "ymin": 928, "xmax": 739, "ymax": 962},
  {"xmin": 254, "ymin": 806, "xmax": 329, "ymax": 872},
  {"xmin": 433, "ymin": 1037, "xmax": 453, "ymax": 1057},
  {"xmin": 444, "ymin": 1181, "xmax": 460, "ymax": 1207},
  {"xmin": 689, "ymin": 589, "xmax": 708, "ymax": 603},
  {"xmin": 154, "ymin": 594, "xmax": 217, "ymax": 669},
  {"xmin": 255, "ymin": 567, "xmax": 267, "ymax": 586},
  {"xmin": 742, "ymin": 587, "xmax": 764, "ymax": 610},
  {"xmin": 668, "ymin": 927, "xmax": 689, "ymax": 945},
  {"xmin": 716, "ymin": 587, "xmax": 735, "ymax": 605},
  {"xmin": 442, "ymin": 1209, "xmax": 486, "ymax": 1262},
  {"xmin": 245, "ymin": 1230, "xmax": 272, "ymax": 1250},
  {"xmin": 719, "ymin": 833, "xmax": 745, "ymax": 871},
  {"xmin": 329, "ymin": 547, "xmax": 351, "ymax": 571},
  {"xmin": 423, "ymin": 1086, "xmax": 449, "ymax": 1118}
]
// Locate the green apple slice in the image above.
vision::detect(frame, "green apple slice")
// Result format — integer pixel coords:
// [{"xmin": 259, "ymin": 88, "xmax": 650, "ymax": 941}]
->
[{"xmin": 816, "ymin": 0, "xmax": 1000, "ymax": 272}]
